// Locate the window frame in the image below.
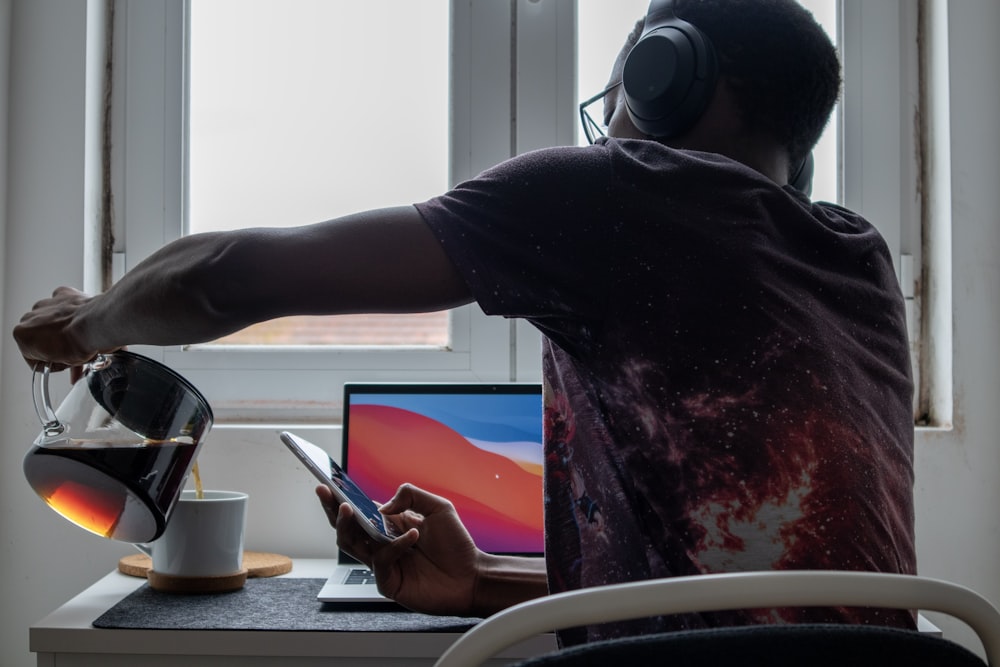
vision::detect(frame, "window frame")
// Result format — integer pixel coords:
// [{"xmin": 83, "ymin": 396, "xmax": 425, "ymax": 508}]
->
[
  {"xmin": 111, "ymin": 0, "xmax": 923, "ymax": 422},
  {"xmin": 112, "ymin": 1, "xmax": 550, "ymax": 421}
]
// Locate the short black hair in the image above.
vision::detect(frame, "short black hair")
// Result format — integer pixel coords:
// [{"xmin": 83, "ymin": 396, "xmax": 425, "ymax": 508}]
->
[{"xmin": 617, "ymin": 0, "xmax": 841, "ymax": 168}]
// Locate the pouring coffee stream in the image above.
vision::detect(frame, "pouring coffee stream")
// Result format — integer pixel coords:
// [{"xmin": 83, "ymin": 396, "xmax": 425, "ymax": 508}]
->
[
  {"xmin": 24, "ymin": 351, "xmax": 214, "ymax": 542},
  {"xmin": 192, "ymin": 461, "xmax": 204, "ymax": 500}
]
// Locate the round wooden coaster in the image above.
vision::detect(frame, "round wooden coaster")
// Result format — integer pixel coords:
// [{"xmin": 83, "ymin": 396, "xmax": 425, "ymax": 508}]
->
[
  {"xmin": 118, "ymin": 553, "xmax": 154, "ymax": 578},
  {"xmin": 242, "ymin": 551, "xmax": 294, "ymax": 578},
  {"xmin": 147, "ymin": 568, "xmax": 248, "ymax": 594},
  {"xmin": 118, "ymin": 551, "xmax": 293, "ymax": 579}
]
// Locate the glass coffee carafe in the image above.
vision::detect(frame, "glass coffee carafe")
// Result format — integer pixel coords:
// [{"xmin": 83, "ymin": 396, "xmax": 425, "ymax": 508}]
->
[{"xmin": 24, "ymin": 351, "xmax": 213, "ymax": 543}]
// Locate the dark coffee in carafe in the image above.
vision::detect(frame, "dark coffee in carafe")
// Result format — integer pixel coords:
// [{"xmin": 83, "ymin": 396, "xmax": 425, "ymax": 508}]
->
[{"xmin": 24, "ymin": 351, "xmax": 213, "ymax": 543}]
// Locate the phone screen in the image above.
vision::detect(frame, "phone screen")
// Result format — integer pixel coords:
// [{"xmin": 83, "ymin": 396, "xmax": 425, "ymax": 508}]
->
[{"xmin": 280, "ymin": 431, "xmax": 395, "ymax": 541}]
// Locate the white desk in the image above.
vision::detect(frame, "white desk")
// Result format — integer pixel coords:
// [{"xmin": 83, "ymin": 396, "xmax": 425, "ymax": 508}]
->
[{"xmin": 30, "ymin": 558, "xmax": 557, "ymax": 667}]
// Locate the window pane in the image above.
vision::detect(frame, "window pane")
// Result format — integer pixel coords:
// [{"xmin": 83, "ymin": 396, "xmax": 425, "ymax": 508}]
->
[
  {"xmin": 187, "ymin": 0, "xmax": 450, "ymax": 346},
  {"xmin": 798, "ymin": 0, "xmax": 838, "ymax": 204},
  {"xmin": 576, "ymin": 0, "xmax": 839, "ymax": 204}
]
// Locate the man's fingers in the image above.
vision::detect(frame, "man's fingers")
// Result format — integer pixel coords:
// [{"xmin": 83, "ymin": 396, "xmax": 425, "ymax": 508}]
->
[
  {"xmin": 380, "ymin": 483, "xmax": 454, "ymax": 517},
  {"xmin": 315, "ymin": 485, "xmax": 339, "ymax": 525},
  {"xmin": 370, "ymin": 527, "xmax": 420, "ymax": 598},
  {"xmin": 334, "ymin": 503, "xmax": 379, "ymax": 564},
  {"xmin": 384, "ymin": 510, "xmax": 424, "ymax": 533}
]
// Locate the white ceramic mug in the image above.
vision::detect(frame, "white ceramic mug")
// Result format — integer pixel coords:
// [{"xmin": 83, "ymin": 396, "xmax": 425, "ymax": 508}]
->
[{"xmin": 135, "ymin": 490, "xmax": 247, "ymax": 578}]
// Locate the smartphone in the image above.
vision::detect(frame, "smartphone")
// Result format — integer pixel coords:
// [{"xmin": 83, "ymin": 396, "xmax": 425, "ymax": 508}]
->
[{"xmin": 279, "ymin": 430, "xmax": 398, "ymax": 543}]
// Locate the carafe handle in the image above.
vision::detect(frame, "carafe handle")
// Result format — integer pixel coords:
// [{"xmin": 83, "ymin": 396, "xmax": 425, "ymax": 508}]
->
[{"xmin": 32, "ymin": 365, "xmax": 65, "ymax": 436}]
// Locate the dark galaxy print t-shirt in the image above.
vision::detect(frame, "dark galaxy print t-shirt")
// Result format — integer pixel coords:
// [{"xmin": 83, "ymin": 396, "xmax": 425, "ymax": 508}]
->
[{"xmin": 415, "ymin": 138, "xmax": 916, "ymax": 644}]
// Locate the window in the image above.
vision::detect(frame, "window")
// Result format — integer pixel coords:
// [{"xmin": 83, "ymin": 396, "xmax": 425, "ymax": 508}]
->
[
  {"xmin": 112, "ymin": 1, "xmax": 921, "ymax": 422},
  {"xmin": 113, "ymin": 2, "xmax": 528, "ymax": 420},
  {"xmin": 187, "ymin": 0, "xmax": 450, "ymax": 347}
]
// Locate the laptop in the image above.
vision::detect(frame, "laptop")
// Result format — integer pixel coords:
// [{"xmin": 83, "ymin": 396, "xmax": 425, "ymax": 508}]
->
[{"xmin": 316, "ymin": 382, "xmax": 545, "ymax": 603}]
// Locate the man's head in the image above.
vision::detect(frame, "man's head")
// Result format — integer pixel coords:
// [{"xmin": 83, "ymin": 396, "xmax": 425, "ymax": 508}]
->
[{"xmin": 607, "ymin": 0, "xmax": 840, "ymax": 176}]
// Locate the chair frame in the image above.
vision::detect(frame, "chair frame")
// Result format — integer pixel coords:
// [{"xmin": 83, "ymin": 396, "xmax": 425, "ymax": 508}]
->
[{"xmin": 433, "ymin": 571, "xmax": 1000, "ymax": 667}]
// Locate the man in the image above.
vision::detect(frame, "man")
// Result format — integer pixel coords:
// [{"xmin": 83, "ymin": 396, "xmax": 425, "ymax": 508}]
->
[{"xmin": 15, "ymin": 0, "xmax": 915, "ymax": 644}]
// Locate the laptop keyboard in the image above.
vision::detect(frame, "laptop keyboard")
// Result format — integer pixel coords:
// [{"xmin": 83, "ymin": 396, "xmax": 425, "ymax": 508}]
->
[{"xmin": 344, "ymin": 568, "xmax": 376, "ymax": 585}]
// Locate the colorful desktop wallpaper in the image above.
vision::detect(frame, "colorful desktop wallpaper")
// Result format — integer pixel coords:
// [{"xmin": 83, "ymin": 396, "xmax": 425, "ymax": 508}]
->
[{"xmin": 346, "ymin": 393, "xmax": 544, "ymax": 554}]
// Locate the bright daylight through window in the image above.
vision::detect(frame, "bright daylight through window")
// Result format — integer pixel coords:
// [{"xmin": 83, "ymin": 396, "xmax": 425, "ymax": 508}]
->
[{"xmin": 187, "ymin": 0, "xmax": 450, "ymax": 346}]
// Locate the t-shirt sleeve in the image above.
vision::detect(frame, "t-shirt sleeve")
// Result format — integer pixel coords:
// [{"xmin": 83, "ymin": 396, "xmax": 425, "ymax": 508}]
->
[{"xmin": 414, "ymin": 144, "xmax": 615, "ymax": 325}]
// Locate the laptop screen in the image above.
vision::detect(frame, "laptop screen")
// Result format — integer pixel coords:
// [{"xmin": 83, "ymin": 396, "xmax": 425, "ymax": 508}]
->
[{"xmin": 342, "ymin": 383, "xmax": 544, "ymax": 555}]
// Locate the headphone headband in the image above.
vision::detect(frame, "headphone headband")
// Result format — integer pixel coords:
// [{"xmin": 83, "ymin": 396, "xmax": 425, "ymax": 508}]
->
[{"xmin": 644, "ymin": 0, "xmax": 679, "ymax": 31}]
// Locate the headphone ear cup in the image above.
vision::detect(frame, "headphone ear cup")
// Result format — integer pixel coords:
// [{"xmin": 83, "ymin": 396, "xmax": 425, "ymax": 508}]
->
[
  {"xmin": 789, "ymin": 153, "xmax": 814, "ymax": 196},
  {"xmin": 622, "ymin": 20, "xmax": 718, "ymax": 138}
]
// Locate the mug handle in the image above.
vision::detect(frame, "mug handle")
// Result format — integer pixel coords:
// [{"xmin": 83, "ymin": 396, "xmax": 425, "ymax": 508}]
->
[{"xmin": 32, "ymin": 365, "xmax": 65, "ymax": 436}]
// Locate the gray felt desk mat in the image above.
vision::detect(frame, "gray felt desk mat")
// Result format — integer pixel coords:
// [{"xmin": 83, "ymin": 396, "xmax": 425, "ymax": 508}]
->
[{"xmin": 93, "ymin": 577, "xmax": 480, "ymax": 632}]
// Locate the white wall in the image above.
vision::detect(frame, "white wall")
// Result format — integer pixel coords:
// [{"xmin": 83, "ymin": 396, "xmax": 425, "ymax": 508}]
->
[
  {"xmin": 1, "ymin": 3, "xmax": 99, "ymax": 665},
  {"xmin": 0, "ymin": 0, "xmax": 7, "ymax": 385},
  {"xmin": 1, "ymin": 2, "xmax": 999, "ymax": 666},
  {"xmin": 910, "ymin": 0, "xmax": 1000, "ymax": 652}
]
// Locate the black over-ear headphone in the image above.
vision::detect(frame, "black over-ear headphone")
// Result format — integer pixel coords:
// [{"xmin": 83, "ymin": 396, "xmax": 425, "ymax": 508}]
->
[
  {"xmin": 622, "ymin": 0, "xmax": 718, "ymax": 139},
  {"xmin": 622, "ymin": 0, "xmax": 814, "ymax": 195}
]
